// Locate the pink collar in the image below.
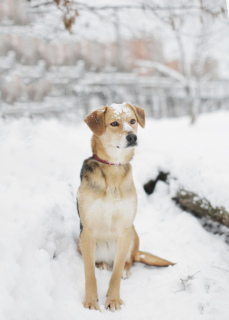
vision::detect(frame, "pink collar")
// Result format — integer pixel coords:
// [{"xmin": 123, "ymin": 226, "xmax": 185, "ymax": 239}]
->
[{"xmin": 93, "ymin": 154, "xmax": 121, "ymax": 166}]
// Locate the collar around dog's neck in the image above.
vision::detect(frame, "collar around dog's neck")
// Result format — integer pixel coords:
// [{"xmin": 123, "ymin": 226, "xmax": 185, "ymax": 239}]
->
[{"xmin": 93, "ymin": 154, "xmax": 121, "ymax": 166}]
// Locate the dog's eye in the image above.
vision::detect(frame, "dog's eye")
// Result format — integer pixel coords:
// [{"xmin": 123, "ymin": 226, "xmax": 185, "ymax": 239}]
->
[
  {"xmin": 130, "ymin": 119, "xmax": 136, "ymax": 124},
  {"xmin": 110, "ymin": 121, "xmax": 119, "ymax": 127}
]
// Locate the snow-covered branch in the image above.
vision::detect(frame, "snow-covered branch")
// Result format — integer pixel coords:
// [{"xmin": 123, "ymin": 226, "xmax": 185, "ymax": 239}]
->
[{"xmin": 136, "ymin": 60, "xmax": 187, "ymax": 85}]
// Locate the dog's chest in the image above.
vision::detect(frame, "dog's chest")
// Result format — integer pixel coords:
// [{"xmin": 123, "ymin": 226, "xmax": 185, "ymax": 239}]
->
[
  {"xmin": 85, "ymin": 169, "xmax": 137, "ymax": 238},
  {"xmin": 86, "ymin": 195, "xmax": 136, "ymax": 239},
  {"xmin": 79, "ymin": 162, "xmax": 137, "ymax": 238}
]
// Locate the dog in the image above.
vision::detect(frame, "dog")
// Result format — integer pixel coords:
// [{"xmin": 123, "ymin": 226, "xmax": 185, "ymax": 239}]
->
[{"xmin": 77, "ymin": 102, "xmax": 174, "ymax": 311}]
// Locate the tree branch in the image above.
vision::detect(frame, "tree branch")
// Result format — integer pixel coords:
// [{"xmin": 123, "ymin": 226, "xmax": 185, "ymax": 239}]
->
[{"xmin": 28, "ymin": 1, "xmax": 223, "ymax": 14}]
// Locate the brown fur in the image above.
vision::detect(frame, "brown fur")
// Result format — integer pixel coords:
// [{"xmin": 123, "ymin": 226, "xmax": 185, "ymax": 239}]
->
[{"xmin": 77, "ymin": 103, "xmax": 174, "ymax": 311}]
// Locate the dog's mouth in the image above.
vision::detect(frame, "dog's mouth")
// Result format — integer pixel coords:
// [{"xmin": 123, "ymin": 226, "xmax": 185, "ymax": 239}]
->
[
  {"xmin": 126, "ymin": 142, "xmax": 137, "ymax": 148},
  {"xmin": 116, "ymin": 142, "xmax": 137, "ymax": 149}
]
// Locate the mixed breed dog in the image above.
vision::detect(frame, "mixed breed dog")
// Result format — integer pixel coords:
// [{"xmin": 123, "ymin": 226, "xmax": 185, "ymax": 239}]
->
[{"xmin": 77, "ymin": 102, "xmax": 174, "ymax": 311}]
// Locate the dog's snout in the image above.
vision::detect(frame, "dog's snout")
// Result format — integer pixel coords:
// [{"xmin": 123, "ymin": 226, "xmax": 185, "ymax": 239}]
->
[{"xmin": 126, "ymin": 134, "xmax": 137, "ymax": 146}]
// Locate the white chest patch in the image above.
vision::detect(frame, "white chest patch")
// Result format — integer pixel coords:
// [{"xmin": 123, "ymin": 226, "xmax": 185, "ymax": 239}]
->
[{"xmin": 85, "ymin": 196, "xmax": 136, "ymax": 239}]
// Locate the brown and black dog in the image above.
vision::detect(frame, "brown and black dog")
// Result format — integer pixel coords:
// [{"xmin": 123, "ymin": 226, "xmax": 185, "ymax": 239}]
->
[{"xmin": 77, "ymin": 102, "xmax": 174, "ymax": 311}]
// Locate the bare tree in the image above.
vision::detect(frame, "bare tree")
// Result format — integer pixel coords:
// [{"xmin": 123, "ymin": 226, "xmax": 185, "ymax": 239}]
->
[
  {"xmin": 26, "ymin": 0, "xmax": 229, "ymax": 122},
  {"xmin": 146, "ymin": 0, "xmax": 227, "ymax": 123}
]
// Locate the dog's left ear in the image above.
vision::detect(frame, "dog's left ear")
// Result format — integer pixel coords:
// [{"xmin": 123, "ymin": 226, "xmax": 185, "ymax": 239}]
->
[
  {"xmin": 127, "ymin": 104, "xmax": 145, "ymax": 128},
  {"xmin": 84, "ymin": 106, "xmax": 107, "ymax": 136}
]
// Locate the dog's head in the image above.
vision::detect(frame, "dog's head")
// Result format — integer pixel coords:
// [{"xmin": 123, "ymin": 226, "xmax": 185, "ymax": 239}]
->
[{"xmin": 84, "ymin": 102, "xmax": 145, "ymax": 149}]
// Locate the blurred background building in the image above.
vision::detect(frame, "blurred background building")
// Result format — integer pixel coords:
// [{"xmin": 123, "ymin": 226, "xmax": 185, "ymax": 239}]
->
[{"xmin": 0, "ymin": 0, "xmax": 228, "ymax": 120}]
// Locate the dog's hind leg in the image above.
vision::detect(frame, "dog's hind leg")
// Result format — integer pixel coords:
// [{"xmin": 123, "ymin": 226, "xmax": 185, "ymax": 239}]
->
[{"xmin": 122, "ymin": 260, "xmax": 133, "ymax": 279}]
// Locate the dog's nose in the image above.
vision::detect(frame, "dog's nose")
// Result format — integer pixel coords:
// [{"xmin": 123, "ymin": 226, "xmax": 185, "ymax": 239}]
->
[{"xmin": 126, "ymin": 134, "xmax": 137, "ymax": 145}]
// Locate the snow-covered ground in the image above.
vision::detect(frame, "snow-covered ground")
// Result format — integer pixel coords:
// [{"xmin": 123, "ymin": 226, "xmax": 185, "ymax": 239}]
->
[{"xmin": 1, "ymin": 111, "xmax": 229, "ymax": 320}]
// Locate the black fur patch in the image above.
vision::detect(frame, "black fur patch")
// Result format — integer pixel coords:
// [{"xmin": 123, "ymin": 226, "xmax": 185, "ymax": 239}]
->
[
  {"xmin": 80, "ymin": 157, "xmax": 99, "ymax": 181},
  {"xmin": 76, "ymin": 199, "xmax": 83, "ymax": 233},
  {"xmin": 80, "ymin": 158, "xmax": 105, "ymax": 193},
  {"xmin": 78, "ymin": 157, "xmax": 101, "ymax": 233}
]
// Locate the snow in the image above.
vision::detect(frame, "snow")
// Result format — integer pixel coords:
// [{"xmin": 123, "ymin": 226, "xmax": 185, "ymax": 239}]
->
[
  {"xmin": 122, "ymin": 121, "xmax": 133, "ymax": 132},
  {"xmin": 135, "ymin": 110, "xmax": 229, "ymax": 212},
  {"xmin": 1, "ymin": 111, "xmax": 229, "ymax": 320},
  {"xmin": 110, "ymin": 102, "xmax": 132, "ymax": 119}
]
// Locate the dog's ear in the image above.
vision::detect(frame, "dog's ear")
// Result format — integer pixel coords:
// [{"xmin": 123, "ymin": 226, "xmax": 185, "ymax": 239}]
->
[
  {"xmin": 127, "ymin": 104, "xmax": 145, "ymax": 128},
  {"xmin": 84, "ymin": 106, "xmax": 107, "ymax": 136}
]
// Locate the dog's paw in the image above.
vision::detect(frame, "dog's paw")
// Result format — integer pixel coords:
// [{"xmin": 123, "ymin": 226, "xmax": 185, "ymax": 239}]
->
[
  {"xmin": 122, "ymin": 269, "xmax": 130, "ymax": 279},
  {"xmin": 105, "ymin": 297, "xmax": 124, "ymax": 311},
  {"xmin": 96, "ymin": 262, "xmax": 110, "ymax": 271},
  {"xmin": 83, "ymin": 298, "xmax": 100, "ymax": 311}
]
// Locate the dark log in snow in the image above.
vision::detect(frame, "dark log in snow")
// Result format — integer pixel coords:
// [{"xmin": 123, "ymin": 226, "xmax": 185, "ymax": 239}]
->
[
  {"xmin": 173, "ymin": 189, "xmax": 229, "ymax": 228},
  {"xmin": 143, "ymin": 173, "xmax": 229, "ymax": 229},
  {"xmin": 143, "ymin": 171, "xmax": 169, "ymax": 195}
]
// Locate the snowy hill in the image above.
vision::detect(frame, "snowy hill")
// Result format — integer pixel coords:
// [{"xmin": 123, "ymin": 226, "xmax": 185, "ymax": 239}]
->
[{"xmin": 1, "ymin": 111, "xmax": 229, "ymax": 320}]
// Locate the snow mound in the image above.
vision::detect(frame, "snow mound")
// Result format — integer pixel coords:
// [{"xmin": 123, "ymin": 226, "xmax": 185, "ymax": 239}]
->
[{"xmin": 0, "ymin": 111, "xmax": 229, "ymax": 320}]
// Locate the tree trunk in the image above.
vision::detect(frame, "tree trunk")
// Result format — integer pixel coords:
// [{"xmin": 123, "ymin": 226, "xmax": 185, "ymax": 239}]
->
[{"xmin": 173, "ymin": 189, "xmax": 229, "ymax": 228}]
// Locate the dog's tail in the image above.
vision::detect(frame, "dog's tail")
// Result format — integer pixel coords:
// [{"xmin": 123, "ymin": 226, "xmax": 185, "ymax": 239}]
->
[{"xmin": 134, "ymin": 251, "xmax": 175, "ymax": 267}]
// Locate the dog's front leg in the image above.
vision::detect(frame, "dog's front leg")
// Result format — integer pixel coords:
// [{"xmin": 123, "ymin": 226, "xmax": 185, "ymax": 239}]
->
[
  {"xmin": 105, "ymin": 228, "xmax": 132, "ymax": 311},
  {"xmin": 81, "ymin": 230, "xmax": 99, "ymax": 310}
]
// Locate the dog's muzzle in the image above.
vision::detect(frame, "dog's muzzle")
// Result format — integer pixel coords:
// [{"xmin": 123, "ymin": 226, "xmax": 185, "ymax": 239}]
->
[{"xmin": 126, "ymin": 134, "xmax": 137, "ymax": 147}]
